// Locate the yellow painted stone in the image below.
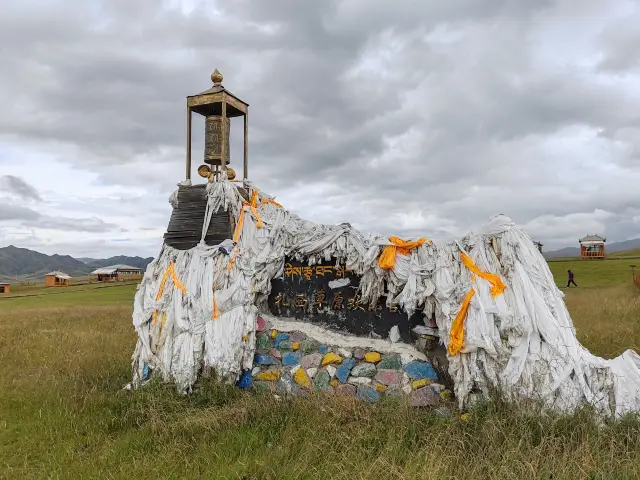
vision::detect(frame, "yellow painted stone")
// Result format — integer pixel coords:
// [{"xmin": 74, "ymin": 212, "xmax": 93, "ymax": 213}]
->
[
  {"xmin": 412, "ymin": 379, "xmax": 429, "ymax": 390},
  {"xmin": 440, "ymin": 390, "xmax": 453, "ymax": 401},
  {"xmin": 255, "ymin": 371, "xmax": 280, "ymax": 382},
  {"xmin": 292, "ymin": 342, "xmax": 300, "ymax": 351},
  {"xmin": 364, "ymin": 352, "xmax": 381, "ymax": 363},
  {"xmin": 271, "ymin": 329, "xmax": 278, "ymax": 339},
  {"xmin": 294, "ymin": 368, "xmax": 311, "ymax": 389},
  {"xmin": 460, "ymin": 413, "xmax": 471, "ymax": 422},
  {"xmin": 321, "ymin": 352, "xmax": 343, "ymax": 367},
  {"xmin": 330, "ymin": 378, "xmax": 339, "ymax": 387},
  {"xmin": 375, "ymin": 384, "xmax": 387, "ymax": 392}
]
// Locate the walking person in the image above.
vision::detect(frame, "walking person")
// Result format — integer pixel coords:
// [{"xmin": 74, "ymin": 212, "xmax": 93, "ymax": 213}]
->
[{"xmin": 567, "ymin": 269, "xmax": 578, "ymax": 287}]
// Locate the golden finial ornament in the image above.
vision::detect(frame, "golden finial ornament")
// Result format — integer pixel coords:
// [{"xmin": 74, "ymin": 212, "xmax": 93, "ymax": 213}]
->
[
  {"xmin": 226, "ymin": 167, "xmax": 236, "ymax": 180},
  {"xmin": 211, "ymin": 69, "xmax": 223, "ymax": 86}
]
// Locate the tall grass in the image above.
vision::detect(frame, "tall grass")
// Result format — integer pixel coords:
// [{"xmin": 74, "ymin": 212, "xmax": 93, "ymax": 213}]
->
[{"xmin": 1, "ymin": 283, "xmax": 640, "ymax": 478}]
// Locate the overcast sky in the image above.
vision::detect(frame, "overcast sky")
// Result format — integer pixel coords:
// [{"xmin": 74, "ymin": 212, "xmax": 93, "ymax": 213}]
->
[{"xmin": 1, "ymin": 0, "xmax": 639, "ymax": 258}]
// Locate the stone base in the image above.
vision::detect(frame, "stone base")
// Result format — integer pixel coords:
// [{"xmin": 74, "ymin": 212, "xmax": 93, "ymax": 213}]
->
[{"xmin": 237, "ymin": 315, "xmax": 452, "ymax": 405}]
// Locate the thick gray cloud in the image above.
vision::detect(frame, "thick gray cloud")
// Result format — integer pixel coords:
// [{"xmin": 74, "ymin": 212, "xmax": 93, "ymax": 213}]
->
[
  {"xmin": 0, "ymin": 0, "xmax": 639, "ymax": 257},
  {"xmin": 0, "ymin": 175, "xmax": 42, "ymax": 201}
]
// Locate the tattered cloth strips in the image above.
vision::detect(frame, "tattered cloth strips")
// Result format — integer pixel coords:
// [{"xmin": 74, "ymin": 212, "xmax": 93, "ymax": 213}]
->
[
  {"xmin": 152, "ymin": 261, "xmax": 186, "ymax": 326},
  {"xmin": 378, "ymin": 236, "xmax": 431, "ymax": 270},
  {"xmin": 447, "ymin": 252, "xmax": 506, "ymax": 356}
]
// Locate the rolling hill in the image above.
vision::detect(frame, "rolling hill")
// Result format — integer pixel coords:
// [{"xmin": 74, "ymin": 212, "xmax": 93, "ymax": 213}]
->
[{"xmin": 0, "ymin": 246, "xmax": 153, "ymax": 281}]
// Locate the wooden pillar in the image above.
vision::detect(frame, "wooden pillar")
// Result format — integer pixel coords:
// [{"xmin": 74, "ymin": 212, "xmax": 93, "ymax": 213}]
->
[
  {"xmin": 221, "ymin": 101, "xmax": 227, "ymax": 172},
  {"xmin": 186, "ymin": 107, "xmax": 192, "ymax": 181},
  {"xmin": 243, "ymin": 112, "xmax": 248, "ymax": 180}
]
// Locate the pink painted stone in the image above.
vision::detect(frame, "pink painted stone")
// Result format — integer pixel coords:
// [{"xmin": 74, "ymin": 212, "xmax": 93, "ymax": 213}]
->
[
  {"xmin": 375, "ymin": 369, "xmax": 404, "ymax": 386},
  {"xmin": 300, "ymin": 353, "xmax": 323, "ymax": 370},
  {"xmin": 270, "ymin": 348, "xmax": 282, "ymax": 360},
  {"xmin": 335, "ymin": 384, "xmax": 357, "ymax": 396},
  {"xmin": 353, "ymin": 348, "xmax": 366, "ymax": 360},
  {"xmin": 410, "ymin": 386, "xmax": 439, "ymax": 407},
  {"xmin": 256, "ymin": 316, "xmax": 267, "ymax": 332}
]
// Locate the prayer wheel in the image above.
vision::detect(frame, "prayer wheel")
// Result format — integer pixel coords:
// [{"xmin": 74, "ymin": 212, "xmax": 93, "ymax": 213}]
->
[{"xmin": 204, "ymin": 115, "xmax": 231, "ymax": 166}]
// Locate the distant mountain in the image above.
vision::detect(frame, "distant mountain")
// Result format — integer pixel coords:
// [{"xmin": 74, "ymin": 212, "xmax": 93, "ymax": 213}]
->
[
  {"xmin": 543, "ymin": 238, "xmax": 640, "ymax": 259},
  {"xmin": 80, "ymin": 256, "xmax": 154, "ymax": 270},
  {"xmin": 0, "ymin": 246, "xmax": 153, "ymax": 281}
]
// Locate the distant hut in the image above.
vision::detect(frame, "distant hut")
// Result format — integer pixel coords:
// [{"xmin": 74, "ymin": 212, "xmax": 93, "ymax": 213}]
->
[
  {"xmin": 579, "ymin": 234, "xmax": 606, "ymax": 260},
  {"xmin": 45, "ymin": 271, "xmax": 71, "ymax": 287},
  {"xmin": 0, "ymin": 282, "xmax": 10, "ymax": 294},
  {"xmin": 90, "ymin": 265, "xmax": 143, "ymax": 283}
]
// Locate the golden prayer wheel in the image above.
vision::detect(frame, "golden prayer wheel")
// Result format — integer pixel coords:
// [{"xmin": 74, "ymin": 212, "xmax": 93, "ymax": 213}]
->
[{"xmin": 204, "ymin": 115, "xmax": 231, "ymax": 166}]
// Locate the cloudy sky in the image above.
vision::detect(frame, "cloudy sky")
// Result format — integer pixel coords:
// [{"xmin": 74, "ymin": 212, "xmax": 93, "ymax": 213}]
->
[{"xmin": 1, "ymin": 0, "xmax": 639, "ymax": 258}]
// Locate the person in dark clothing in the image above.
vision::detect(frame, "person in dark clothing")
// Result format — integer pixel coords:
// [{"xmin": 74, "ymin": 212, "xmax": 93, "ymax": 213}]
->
[{"xmin": 567, "ymin": 270, "xmax": 578, "ymax": 287}]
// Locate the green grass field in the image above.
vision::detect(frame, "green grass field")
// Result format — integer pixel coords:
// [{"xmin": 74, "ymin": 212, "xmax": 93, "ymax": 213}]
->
[{"xmin": 1, "ymin": 261, "xmax": 640, "ymax": 479}]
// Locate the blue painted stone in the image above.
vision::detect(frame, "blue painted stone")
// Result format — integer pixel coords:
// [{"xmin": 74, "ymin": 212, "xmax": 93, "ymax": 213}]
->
[
  {"xmin": 274, "ymin": 333, "xmax": 290, "ymax": 348},
  {"xmin": 236, "ymin": 370, "xmax": 253, "ymax": 389},
  {"xmin": 404, "ymin": 361, "xmax": 438, "ymax": 380},
  {"xmin": 142, "ymin": 363, "xmax": 150, "ymax": 380},
  {"xmin": 356, "ymin": 386, "xmax": 380, "ymax": 403},
  {"xmin": 336, "ymin": 358, "xmax": 357, "ymax": 384},
  {"xmin": 282, "ymin": 351, "xmax": 301, "ymax": 367},
  {"xmin": 319, "ymin": 345, "xmax": 328, "ymax": 354},
  {"xmin": 255, "ymin": 354, "xmax": 277, "ymax": 366}
]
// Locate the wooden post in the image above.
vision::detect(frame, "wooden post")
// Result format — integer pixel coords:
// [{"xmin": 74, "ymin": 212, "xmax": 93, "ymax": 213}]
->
[
  {"xmin": 221, "ymin": 100, "xmax": 227, "ymax": 172},
  {"xmin": 186, "ymin": 107, "xmax": 192, "ymax": 181},
  {"xmin": 244, "ymin": 112, "xmax": 248, "ymax": 180}
]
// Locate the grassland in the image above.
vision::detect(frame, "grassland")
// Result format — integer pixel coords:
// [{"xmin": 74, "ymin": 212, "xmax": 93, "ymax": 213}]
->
[{"xmin": 1, "ymin": 260, "xmax": 640, "ymax": 479}]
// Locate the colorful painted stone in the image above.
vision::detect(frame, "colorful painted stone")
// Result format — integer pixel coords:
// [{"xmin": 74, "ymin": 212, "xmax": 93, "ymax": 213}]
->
[
  {"xmin": 252, "ymin": 367, "xmax": 261, "ymax": 376},
  {"xmin": 440, "ymin": 390, "xmax": 453, "ymax": 401},
  {"xmin": 256, "ymin": 334, "xmax": 271, "ymax": 350},
  {"xmin": 338, "ymin": 348, "xmax": 353, "ymax": 359},
  {"xmin": 314, "ymin": 370, "xmax": 331, "ymax": 391},
  {"xmin": 256, "ymin": 316, "xmax": 266, "ymax": 332},
  {"xmin": 270, "ymin": 348, "xmax": 282, "ymax": 360},
  {"xmin": 294, "ymin": 368, "xmax": 311, "ymax": 389},
  {"xmin": 326, "ymin": 365, "xmax": 337, "ymax": 378},
  {"xmin": 335, "ymin": 384, "xmax": 357, "ymax": 396},
  {"xmin": 271, "ymin": 329, "xmax": 278, "ymax": 339},
  {"xmin": 364, "ymin": 352, "xmax": 382, "ymax": 363},
  {"xmin": 375, "ymin": 369, "xmax": 403, "ymax": 386},
  {"xmin": 255, "ymin": 370, "xmax": 280, "ymax": 381},
  {"xmin": 278, "ymin": 341, "xmax": 294, "ymax": 351},
  {"xmin": 276, "ymin": 377, "xmax": 293, "ymax": 394},
  {"xmin": 321, "ymin": 352, "xmax": 342, "ymax": 367},
  {"xmin": 386, "ymin": 386, "xmax": 404, "ymax": 397},
  {"xmin": 404, "ymin": 361, "xmax": 438, "ymax": 380},
  {"xmin": 431, "ymin": 383, "xmax": 446, "ymax": 393},
  {"xmin": 348, "ymin": 377, "xmax": 372, "ymax": 386},
  {"xmin": 253, "ymin": 381, "xmax": 273, "ymax": 393},
  {"xmin": 236, "ymin": 370, "xmax": 253, "ymax": 389},
  {"xmin": 400, "ymin": 353, "xmax": 413, "ymax": 366},
  {"xmin": 274, "ymin": 333, "xmax": 290, "ymax": 348},
  {"xmin": 301, "ymin": 340, "xmax": 319, "ymax": 354},
  {"xmin": 377, "ymin": 355, "xmax": 402, "ymax": 370},
  {"xmin": 356, "ymin": 386, "xmax": 380, "ymax": 403},
  {"xmin": 282, "ymin": 351, "xmax": 301, "ymax": 367},
  {"xmin": 292, "ymin": 342, "xmax": 300, "ymax": 351},
  {"xmin": 330, "ymin": 378, "xmax": 339, "ymax": 387},
  {"xmin": 335, "ymin": 358, "xmax": 357, "ymax": 384},
  {"xmin": 255, "ymin": 354, "xmax": 277, "ymax": 366},
  {"xmin": 410, "ymin": 385, "xmax": 439, "ymax": 407},
  {"xmin": 353, "ymin": 348, "xmax": 366, "ymax": 360},
  {"xmin": 375, "ymin": 384, "xmax": 387, "ymax": 392},
  {"xmin": 350, "ymin": 363, "xmax": 377, "ymax": 378},
  {"xmin": 412, "ymin": 379, "xmax": 430, "ymax": 390},
  {"xmin": 307, "ymin": 368, "xmax": 318, "ymax": 379},
  {"xmin": 289, "ymin": 332, "xmax": 306, "ymax": 343},
  {"xmin": 300, "ymin": 353, "xmax": 323, "ymax": 370},
  {"xmin": 319, "ymin": 345, "xmax": 328, "ymax": 354}
]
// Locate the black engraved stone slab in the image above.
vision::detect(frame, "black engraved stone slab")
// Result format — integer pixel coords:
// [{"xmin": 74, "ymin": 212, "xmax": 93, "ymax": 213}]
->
[{"xmin": 267, "ymin": 258, "xmax": 424, "ymax": 342}]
